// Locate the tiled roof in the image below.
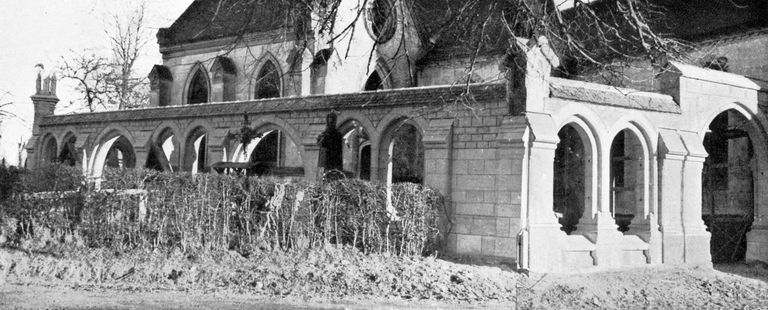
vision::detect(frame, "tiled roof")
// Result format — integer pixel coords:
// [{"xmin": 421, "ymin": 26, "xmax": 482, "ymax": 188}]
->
[{"xmin": 157, "ymin": 0, "xmax": 300, "ymax": 46}]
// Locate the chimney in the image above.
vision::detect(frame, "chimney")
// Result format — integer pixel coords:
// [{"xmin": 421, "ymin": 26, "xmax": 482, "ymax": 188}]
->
[{"xmin": 30, "ymin": 64, "xmax": 59, "ymax": 136}]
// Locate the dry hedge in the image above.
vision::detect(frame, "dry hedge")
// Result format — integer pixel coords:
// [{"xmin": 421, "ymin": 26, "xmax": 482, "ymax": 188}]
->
[{"xmin": 0, "ymin": 165, "xmax": 446, "ymax": 257}]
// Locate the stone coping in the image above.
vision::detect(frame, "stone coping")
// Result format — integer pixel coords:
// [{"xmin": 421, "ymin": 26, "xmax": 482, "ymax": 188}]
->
[
  {"xmin": 668, "ymin": 61, "xmax": 761, "ymax": 90},
  {"xmin": 40, "ymin": 83, "xmax": 507, "ymax": 127},
  {"xmin": 549, "ymin": 77, "xmax": 681, "ymax": 114}
]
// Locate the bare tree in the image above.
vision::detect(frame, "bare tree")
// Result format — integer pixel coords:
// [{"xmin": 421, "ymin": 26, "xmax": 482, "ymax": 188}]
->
[
  {"xmin": 198, "ymin": 0, "xmax": 688, "ymax": 88},
  {"xmin": 59, "ymin": 2, "xmax": 150, "ymax": 112},
  {"xmin": 105, "ymin": 2, "xmax": 150, "ymax": 109},
  {"xmin": 0, "ymin": 90, "xmax": 15, "ymax": 119},
  {"xmin": 59, "ymin": 52, "xmax": 113, "ymax": 112}
]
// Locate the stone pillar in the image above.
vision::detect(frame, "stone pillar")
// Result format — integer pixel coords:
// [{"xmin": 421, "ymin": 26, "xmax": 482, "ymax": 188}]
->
[
  {"xmin": 496, "ymin": 117, "xmax": 531, "ymax": 266},
  {"xmin": 148, "ymin": 65, "xmax": 172, "ymax": 107},
  {"xmin": 28, "ymin": 65, "xmax": 59, "ymax": 169},
  {"xmin": 657, "ymin": 129, "xmax": 687, "ymax": 264},
  {"xmin": 423, "ymin": 119, "xmax": 454, "ymax": 196},
  {"xmin": 134, "ymin": 146, "xmax": 150, "ymax": 170},
  {"xmin": 504, "ymin": 36, "xmax": 560, "ymax": 115},
  {"xmin": 208, "ymin": 145, "xmax": 225, "ymax": 171},
  {"xmin": 209, "ymin": 57, "xmax": 236, "ymax": 102},
  {"xmin": 523, "ymin": 113, "xmax": 567, "ymax": 271},
  {"xmin": 679, "ymin": 131, "xmax": 712, "ymax": 266}
]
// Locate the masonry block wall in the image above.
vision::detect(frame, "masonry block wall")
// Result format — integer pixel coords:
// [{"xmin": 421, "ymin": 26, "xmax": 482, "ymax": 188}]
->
[{"xmin": 30, "ymin": 83, "xmax": 522, "ymax": 261}]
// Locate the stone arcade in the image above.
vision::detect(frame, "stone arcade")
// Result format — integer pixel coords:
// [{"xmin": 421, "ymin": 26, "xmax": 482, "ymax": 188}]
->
[{"xmin": 26, "ymin": 0, "xmax": 768, "ymax": 272}]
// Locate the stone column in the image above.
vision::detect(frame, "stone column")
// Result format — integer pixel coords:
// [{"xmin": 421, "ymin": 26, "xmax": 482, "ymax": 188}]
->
[
  {"xmin": 657, "ymin": 129, "xmax": 687, "ymax": 264},
  {"xmin": 679, "ymin": 131, "xmax": 712, "ymax": 266},
  {"xmin": 133, "ymin": 146, "xmax": 150, "ymax": 170},
  {"xmin": 523, "ymin": 114, "xmax": 567, "ymax": 271}
]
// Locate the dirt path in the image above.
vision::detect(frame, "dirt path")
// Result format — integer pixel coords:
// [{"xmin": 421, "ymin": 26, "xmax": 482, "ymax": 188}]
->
[{"xmin": 0, "ymin": 284, "xmax": 497, "ymax": 310}]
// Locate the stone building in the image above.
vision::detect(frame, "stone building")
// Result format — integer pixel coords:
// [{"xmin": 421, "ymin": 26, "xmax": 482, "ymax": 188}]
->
[{"xmin": 26, "ymin": 0, "xmax": 768, "ymax": 272}]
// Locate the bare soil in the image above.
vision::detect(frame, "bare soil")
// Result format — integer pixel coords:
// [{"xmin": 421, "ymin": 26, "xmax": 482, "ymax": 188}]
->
[{"xmin": 1, "ymin": 247, "xmax": 767, "ymax": 309}]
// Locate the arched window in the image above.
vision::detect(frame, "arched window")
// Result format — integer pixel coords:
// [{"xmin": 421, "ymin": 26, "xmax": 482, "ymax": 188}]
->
[
  {"xmin": 255, "ymin": 61, "xmax": 281, "ymax": 99},
  {"xmin": 58, "ymin": 135, "xmax": 78, "ymax": 166},
  {"xmin": 364, "ymin": 71, "xmax": 384, "ymax": 91},
  {"xmin": 609, "ymin": 129, "xmax": 647, "ymax": 233},
  {"xmin": 553, "ymin": 125, "xmax": 587, "ymax": 234},
  {"xmin": 41, "ymin": 135, "xmax": 58, "ymax": 165},
  {"xmin": 367, "ymin": 0, "xmax": 396, "ymax": 43},
  {"xmin": 387, "ymin": 123, "xmax": 424, "ymax": 184},
  {"xmin": 187, "ymin": 69, "xmax": 209, "ymax": 104},
  {"xmin": 311, "ymin": 49, "xmax": 333, "ymax": 95},
  {"xmin": 702, "ymin": 110, "xmax": 755, "ymax": 263}
]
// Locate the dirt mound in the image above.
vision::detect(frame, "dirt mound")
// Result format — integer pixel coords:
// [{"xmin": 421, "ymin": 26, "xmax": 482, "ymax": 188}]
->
[
  {"xmin": 0, "ymin": 247, "xmax": 522, "ymax": 303},
  {"xmin": 2, "ymin": 247, "xmax": 767, "ymax": 308}
]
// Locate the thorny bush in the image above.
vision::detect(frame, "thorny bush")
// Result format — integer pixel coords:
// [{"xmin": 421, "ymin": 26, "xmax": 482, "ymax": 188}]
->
[{"xmin": 0, "ymin": 165, "xmax": 445, "ymax": 257}]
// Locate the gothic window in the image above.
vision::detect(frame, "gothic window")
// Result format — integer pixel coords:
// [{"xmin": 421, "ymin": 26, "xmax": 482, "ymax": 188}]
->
[
  {"xmin": 364, "ymin": 71, "xmax": 384, "ymax": 91},
  {"xmin": 367, "ymin": 0, "xmax": 396, "ymax": 43},
  {"xmin": 187, "ymin": 69, "xmax": 209, "ymax": 104},
  {"xmin": 255, "ymin": 61, "xmax": 281, "ymax": 99}
]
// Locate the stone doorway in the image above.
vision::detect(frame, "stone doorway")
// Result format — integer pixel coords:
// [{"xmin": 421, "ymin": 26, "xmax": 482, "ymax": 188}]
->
[{"xmin": 702, "ymin": 110, "xmax": 755, "ymax": 263}]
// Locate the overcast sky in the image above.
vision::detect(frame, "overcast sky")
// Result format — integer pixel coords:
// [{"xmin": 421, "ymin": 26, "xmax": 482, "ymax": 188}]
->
[
  {"xmin": 0, "ymin": 0, "xmax": 193, "ymax": 165},
  {"xmin": 0, "ymin": 0, "xmax": 193, "ymax": 118}
]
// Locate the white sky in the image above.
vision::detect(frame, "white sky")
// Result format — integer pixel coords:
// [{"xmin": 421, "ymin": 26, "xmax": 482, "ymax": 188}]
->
[{"xmin": 0, "ymin": 0, "xmax": 193, "ymax": 165}]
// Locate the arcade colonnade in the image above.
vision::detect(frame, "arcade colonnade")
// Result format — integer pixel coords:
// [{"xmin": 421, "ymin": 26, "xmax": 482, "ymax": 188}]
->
[{"xmin": 27, "ymin": 39, "xmax": 768, "ymax": 272}]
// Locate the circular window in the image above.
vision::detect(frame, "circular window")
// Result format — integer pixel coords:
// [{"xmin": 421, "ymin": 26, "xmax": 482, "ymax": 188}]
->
[{"xmin": 366, "ymin": 0, "xmax": 396, "ymax": 43}]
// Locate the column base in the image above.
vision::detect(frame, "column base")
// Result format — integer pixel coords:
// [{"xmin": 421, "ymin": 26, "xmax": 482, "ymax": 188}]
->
[
  {"xmin": 527, "ymin": 223, "xmax": 566, "ymax": 272},
  {"xmin": 661, "ymin": 230, "xmax": 686, "ymax": 264},
  {"xmin": 684, "ymin": 226, "xmax": 712, "ymax": 266},
  {"xmin": 746, "ymin": 226, "xmax": 768, "ymax": 263}
]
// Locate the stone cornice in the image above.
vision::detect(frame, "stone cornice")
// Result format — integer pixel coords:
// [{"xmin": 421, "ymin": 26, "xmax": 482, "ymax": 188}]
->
[{"xmin": 40, "ymin": 83, "xmax": 506, "ymax": 127}]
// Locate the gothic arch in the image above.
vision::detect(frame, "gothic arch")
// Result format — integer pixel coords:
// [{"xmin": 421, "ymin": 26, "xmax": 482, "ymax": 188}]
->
[
  {"xmin": 58, "ymin": 131, "xmax": 79, "ymax": 167},
  {"xmin": 698, "ymin": 102, "xmax": 768, "ymax": 262},
  {"xmin": 377, "ymin": 115, "xmax": 426, "ymax": 184},
  {"xmin": 337, "ymin": 115, "xmax": 377, "ymax": 180},
  {"xmin": 89, "ymin": 125, "xmax": 137, "ymax": 177},
  {"xmin": 363, "ymin": 59, "xmax": 394, "ymax": 91},
  {"xmin": 183, "ymin": 62, "xmax": 211, "ymax": 105},
  {"xmin": 554, "ymin": 116, "xmax": 601, "ymax": 233},
  {"xmin": 251, "ymin": 53, "xmax": 284, "ymax": 99},
  {"xmin": 147, "ymin": 122, "xmax": 182, "ymax": 172},
  {"xmin": 39, "ymin": 133, "xmax": 58, "ymax": 165},
  {"xmin": 180, "ymin": 120, "xmax": 215, "ymax": 173},
  {"xmin": 606, "ymin": 122, "xmax": 653, "ymax": 234},
  {"xmin": 210, "ymin": 56, "xmax": 237, "ymax": 102}
]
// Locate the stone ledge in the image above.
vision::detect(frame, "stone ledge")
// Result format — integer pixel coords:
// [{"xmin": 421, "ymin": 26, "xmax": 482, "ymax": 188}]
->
[
  {"xmin": 550, "ymin": 77, "xmax": 681, "ymax": 114},
  {"xmin": 41, "ymin": 83, "xmax": 507, "ymax": 127}
]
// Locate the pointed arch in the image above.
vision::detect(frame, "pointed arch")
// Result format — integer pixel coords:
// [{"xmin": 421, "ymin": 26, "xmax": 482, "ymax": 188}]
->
[
  {"xmin": 184, "ymin": 62, "xmax": 210, "ymax": 105},
  {"xmin": 210, "ymin": 56, "xmax": 237, "ymax": 102},
  {"xmin": 147, "ymin": 122, "xmax": 182, "ymax": 172},
  {"xmin": 252, "ymin": 53, "xmax": 283, "ymax": 99},
  {"xmin": 40, "ymin": 133, "xmax": 58, "ymax": 165},
  {"xmin": 180, "ymin": 120, "xmax": 215, "ymax": 173},
  {"xmin": 378, "ymin": 116, "xmax": 426, "ymax": 184},
  {"xmin": 554, "ymin": 116, "xmax": 601, "ymax": 234},
  {"xmin": 337, "ymin": 116, "xmax": 376, "ymax": 180},
  {"xmin": 698, "ymin": 104, "xmax": 768, "ymax": 263},
  {"xmin": 58, "ymin": 131, "xmax": 78, "ymax": 167},
  {"xmin": 89, "ymin": 125, "xmax": 137, "ymax": 177},
  {"xmin": 364, "ymin": 59, "xmax": 394, "ymax": 91}
]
